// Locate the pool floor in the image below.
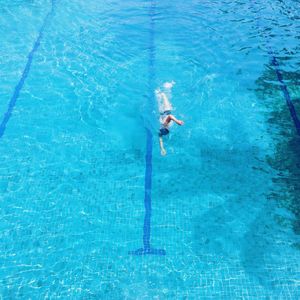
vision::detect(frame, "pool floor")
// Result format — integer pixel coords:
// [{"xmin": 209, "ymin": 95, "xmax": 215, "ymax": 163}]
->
[{"xmin": 0, "ymin": 0, "xmax": 300, "ymax": 298}]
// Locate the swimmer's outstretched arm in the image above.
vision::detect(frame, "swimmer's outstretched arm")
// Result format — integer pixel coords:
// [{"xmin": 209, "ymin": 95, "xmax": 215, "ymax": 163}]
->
[
  {"xmin": 160, "ymin": 92, "xmax": 172, "ymax": 111},
  {"xmin": 164, "ymin": 114, "xmax": 184, "ymax": 126},
  {"xmin": 159, "ymin": 137, "xmax": 166, "ymax": 156}
]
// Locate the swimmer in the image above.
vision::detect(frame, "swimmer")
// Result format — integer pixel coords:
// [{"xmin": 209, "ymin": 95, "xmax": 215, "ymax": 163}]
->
[{"xmin": 156, "ymin": 81, "xmax": 184, "ymax": 156}]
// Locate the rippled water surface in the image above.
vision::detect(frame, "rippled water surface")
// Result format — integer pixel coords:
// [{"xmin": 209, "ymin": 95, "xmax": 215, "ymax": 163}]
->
[{"xmin": 1, "ymin": 0, "xmax": 300, "ymax": 298}]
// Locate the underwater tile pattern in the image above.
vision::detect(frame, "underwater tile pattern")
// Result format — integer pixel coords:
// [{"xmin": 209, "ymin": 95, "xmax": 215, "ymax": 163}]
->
[{"xmin": 1, "ymin": 0, "xmax": 300, "ymax": 298}]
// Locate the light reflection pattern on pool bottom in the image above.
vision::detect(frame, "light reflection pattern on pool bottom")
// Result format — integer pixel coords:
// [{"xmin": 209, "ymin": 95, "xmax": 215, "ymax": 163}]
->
[{"xmin": 1, "ymin": 0, "xmax": 300, "ymax": 298}]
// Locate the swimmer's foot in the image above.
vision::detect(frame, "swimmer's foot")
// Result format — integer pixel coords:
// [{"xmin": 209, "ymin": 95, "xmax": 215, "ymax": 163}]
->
[{"xmin": 161, "ymin": 148, "xmax": 167, "ymax": 156}]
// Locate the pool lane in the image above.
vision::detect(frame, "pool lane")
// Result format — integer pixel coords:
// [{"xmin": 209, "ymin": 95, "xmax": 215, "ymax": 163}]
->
[
  {"xmin": 0, "ymin": 1, "xmax": 50, "ymax": 119},
  {"xmin": 130, "ymin": 0, "xmax": 166, "ymax": 256},
  {"xmin": 251, "ymin": 0, "xmax": 300, "ymax": 136},
  {"xmin": 271, "ymin": 56, "xmax": 300, "ymax": 135},
  {"xmin": 0, "ymin": 0, "xmax": 57, "ymax": 139},
  {"xmin": 0, "ymin": 0, "xmax": 154, "ymax": 297},
  {"xmin": 147, "ymin": 0, "xmax": 300, "ymax": 298}
]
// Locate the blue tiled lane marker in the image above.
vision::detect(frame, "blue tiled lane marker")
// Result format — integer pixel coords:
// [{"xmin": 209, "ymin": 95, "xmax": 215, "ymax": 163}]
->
[
  {"xmin": 251, "ymin": 0, "xmax": 300, "ymax": 136},
  {"xmin": 0, "ymin": 0, "xmax": 57, "ymax": 139},
  {"xmin": 129, "ymin": 0, "xmax": 166, "ymax": 256},
  {"xmin": 270, "ymin": 56, "xmax": 300, "ymax": 135}
]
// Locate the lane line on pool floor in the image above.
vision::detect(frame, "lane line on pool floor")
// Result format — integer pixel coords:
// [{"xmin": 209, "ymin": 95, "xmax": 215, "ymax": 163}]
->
[
  {"xmin": 129, "ymin": 0, "xmax": 166, "ymax": 256},
  {"xmin": 270, "ymin": 56, "xmax": 300, "ymax": 135},
  {"xmin": 251, "ymin": 0, "xmax": 300, "ymax": 136},
  {"xmin": 0, "ymin": 0, "xmax": 57, "ymax": 139}
]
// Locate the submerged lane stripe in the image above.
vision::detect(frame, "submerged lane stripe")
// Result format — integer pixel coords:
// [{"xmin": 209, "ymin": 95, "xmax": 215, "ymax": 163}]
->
[
  {"xmin": 251, "ymin": 1, "xmax": 300, "ymax": 136},
  {"xmin": 0, "ymin": 0, "xmax": 57, "ymax": 139},
  {"xmin": 143, "ymin": 0, "xmax": 155, "ymax": 252},
  {"xmin": 143, "ymin": 129, "xmax": 153, "ymax": 251},
  {"xmin": 129, "ymin": 0, "xmax": 165, "ymax": 256},
  {"xmin": 270, "ymin": 56, "xmax": 300, "ymax": 135}
]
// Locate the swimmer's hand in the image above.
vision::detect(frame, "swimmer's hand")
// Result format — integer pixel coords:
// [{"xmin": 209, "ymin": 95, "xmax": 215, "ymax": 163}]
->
[
  {"xmin": 178, "ymin": 120, "xmax": 184, "ymax": 126},
  {"xmin": 155, "ymin": 89, "xmax": 161, "ymax": 96}
]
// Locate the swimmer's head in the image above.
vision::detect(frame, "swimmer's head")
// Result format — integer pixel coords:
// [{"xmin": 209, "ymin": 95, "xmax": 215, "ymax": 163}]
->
[{"xmin": 163, "ymin": 81, "xmax": 175, "ymax": 89}]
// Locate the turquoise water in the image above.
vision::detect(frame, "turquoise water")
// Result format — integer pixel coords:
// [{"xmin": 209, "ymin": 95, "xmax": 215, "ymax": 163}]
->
[{"xmin": 1, "ymin": 0, "xmax": 300, "ymax": 298}]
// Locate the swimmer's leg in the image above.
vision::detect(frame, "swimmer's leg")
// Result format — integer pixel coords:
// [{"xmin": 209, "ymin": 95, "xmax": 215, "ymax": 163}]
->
[{"xmin": 159, "ymin": 136, "xmax": 166, "ymax": 156}]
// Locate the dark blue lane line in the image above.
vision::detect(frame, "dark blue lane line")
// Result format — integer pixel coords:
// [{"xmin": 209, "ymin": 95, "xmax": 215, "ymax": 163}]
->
[
  {"xmin": 0, "ymin": 0, "xmax": 57, "ymax": 139},
  {"xmin": 251, "ymin": 0, "xmax": 300, "ymax": 136},
  {"xmin": 129, "ymin": 0, "xmax": 166, "ymax": 256},
  {"xmin": 270, "ymin": 56, "xmax": 300, "ymax": 135}
]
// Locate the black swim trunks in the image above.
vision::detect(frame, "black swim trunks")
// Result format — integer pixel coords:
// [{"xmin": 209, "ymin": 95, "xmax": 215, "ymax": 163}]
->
[
  {"xmin": 159, "ymin": 110, "xmax": 171, "ymax": 136},
  {"xmin": 159, "ymin": 127, "xmax": 169, "ymax": 137}
]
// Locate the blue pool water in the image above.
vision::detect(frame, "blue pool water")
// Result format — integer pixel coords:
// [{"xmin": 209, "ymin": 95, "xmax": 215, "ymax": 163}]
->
[{"xmin": 1, "ymin": 0, "xmax": 300, "ymax": 298}]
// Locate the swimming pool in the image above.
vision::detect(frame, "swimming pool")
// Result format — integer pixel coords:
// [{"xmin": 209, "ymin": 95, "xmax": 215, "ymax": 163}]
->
[{"xmin": 1, "ymin": 0, "xmax": 300, "ymax": 298}]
